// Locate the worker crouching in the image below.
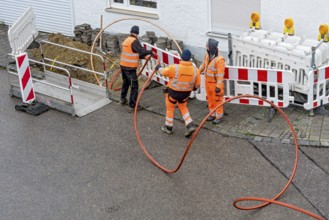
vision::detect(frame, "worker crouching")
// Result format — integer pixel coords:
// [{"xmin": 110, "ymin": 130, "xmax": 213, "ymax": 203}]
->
[
  {"xmin": 156, "ymin": 50, "xmax": 201, "ymax": 138},
  {"xmin": 199, "ymin": 38, "xmax": 226, "ymax": 124}
]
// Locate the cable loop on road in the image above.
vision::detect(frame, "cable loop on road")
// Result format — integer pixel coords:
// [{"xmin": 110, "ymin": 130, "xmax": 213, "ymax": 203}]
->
[{"xmin": 134, "ymin": 68, "xmax": 324, "ymax": 220}]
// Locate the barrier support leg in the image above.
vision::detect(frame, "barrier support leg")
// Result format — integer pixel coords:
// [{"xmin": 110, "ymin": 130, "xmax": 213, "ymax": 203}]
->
[
  {"xmin": 313, "ymin": 105, "xmax": 329, "ymax": 116},
  {"xmin": 268, "ymin": 106, "xmax": 277, "ymax": 122}
]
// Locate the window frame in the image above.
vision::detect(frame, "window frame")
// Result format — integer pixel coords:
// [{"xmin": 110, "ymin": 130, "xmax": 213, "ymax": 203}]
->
[{"xmin": 109, "ymin": 0, "xmax": 158, "ymax": 14}]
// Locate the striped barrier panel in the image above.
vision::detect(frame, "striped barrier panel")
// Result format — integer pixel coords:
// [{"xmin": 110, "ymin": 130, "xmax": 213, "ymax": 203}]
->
[
  {"xmin": 15, "ymin": 52, "xmax": 35, "ymax": 103},
  {"xmin": 304, "ymin": 65, "xmax": 329, "ymax": 110},
  {"xmin": 141, "ymin": 42, "xmax": 180, "ymax": 85},
  {"xmin": 196, "ymin": 66, "xmax": 295, "ymax": 107}
]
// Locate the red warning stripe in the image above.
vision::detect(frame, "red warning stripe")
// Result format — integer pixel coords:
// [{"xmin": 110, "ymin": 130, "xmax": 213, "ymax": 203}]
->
[
  {"xmin": 21, "ymin": 67, "xmax": 31, "ymax": 90},
  {"xmin": 257, "ymin": 70, "xmax": 267, "ymax": 82},
  {"xmin": 162, "ymin": 52, "xmax": 169, "ymax": 64},
  {"xmin": 26, "ymin": 88, "xmax": 35, "ymax": 101},
  {"xmin": 313, "ymin": 101, "xmax": 318, "ymax": 108},
  {"xmin": 224, "ymin": 68, "xmax": 229, "ymax": 79},
  {"xmin": 238, "ymin": 68, "xmax": 248, "ymax": 80},
  {"xmin": 277, "ymin": 71, "xmax": 282, "ymax": 83},
  {"xmin": 325, "ymin": 67, "xmax": 329, "ymax": 79},
  {"xmin": 17, "ymin": 54, "xmax": 26, "ymax": 68},
  {"xmin": 239, "ymin": 99, "xmax": 249, "ymax": 104},
  {"xmin": 173, "ymin": 57, "xmax": 180, "ymax": 64}
]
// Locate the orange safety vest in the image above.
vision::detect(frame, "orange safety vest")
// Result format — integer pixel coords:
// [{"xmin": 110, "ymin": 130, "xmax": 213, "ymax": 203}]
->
[
  {"xmin": 168, "ymin": 63, "xmax": 197, "ymax": 92},
  {"xmin": 203, "ymin": 54, "xmax": 225, "ymax": 85},
  {"xmin": 120, "ymin": 36, "xmax": 139, "ymax": 68}
]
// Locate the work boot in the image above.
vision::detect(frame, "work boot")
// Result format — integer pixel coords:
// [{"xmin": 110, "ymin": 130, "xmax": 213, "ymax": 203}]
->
[
  {"xmin": 206, "ymin": 115, "xmax": 215, "ymax": 121},
  {"xmin": 212, "ymin": 117, "xmax": 223, "ymax": 124},
  {"xmin": 128, "ymin": 104, "xmax": 143, "ymax": 113},
  {"xmin": 184, "ymin": 123, "xmax": 196, "ymax": 138},
  {"xmin": 119, "ymin": 98, "xmax": 127, "ymax": 105},
  {"xmin": 161, "ymin": 125, "xmax": 173, "ymax": 134}
]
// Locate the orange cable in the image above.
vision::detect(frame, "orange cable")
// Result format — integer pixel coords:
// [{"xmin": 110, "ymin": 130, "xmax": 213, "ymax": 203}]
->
[{"xmin": 133, "ymin": 68, "xmax": 325, "ymax": 220}]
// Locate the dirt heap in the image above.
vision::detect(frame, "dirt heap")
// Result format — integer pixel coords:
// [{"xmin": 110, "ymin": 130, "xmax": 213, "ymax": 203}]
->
[{"xmin": 29, "ymin": 33, "xmax": 120, "ymax": 85}]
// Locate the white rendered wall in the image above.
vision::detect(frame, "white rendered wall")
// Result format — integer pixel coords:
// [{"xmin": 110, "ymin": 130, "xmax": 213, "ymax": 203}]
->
[
  {"xmin": 261, "ymin": 0, "xmax": 329, "ymax": 39},
  {"xmin": 74, "ymin": 0, "xmax": 328, "ymax": 61},
  {"xmin": 73, "ymin": 0, "xmax": 211, "ymax": 60}
]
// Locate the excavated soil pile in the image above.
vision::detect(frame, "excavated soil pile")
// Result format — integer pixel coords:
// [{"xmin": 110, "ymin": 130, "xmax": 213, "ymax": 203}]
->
[{"xmin": 28, "ymin": 33, "xmax": 122, "ymax": 86}]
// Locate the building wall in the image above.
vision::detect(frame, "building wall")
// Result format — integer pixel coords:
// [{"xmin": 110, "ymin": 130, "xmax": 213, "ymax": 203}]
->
[
  {"xmin": 73, "ymin": 0, "xmax": 210, "ymax": 60},
  {"xmin": 74, "ymin": 0, "xmax": 329, "ymax": 60},
  {"xmin": 262, "ymin": 0, "xmax": 329, "ymax": 39}
]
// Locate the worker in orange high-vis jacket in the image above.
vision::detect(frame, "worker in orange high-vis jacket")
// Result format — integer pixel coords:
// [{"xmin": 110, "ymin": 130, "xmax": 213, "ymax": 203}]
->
[
  {"xmin": 120, "ymin": 25, "xmax": 153, "ymax": 112},
  {"xmin": 155, "ymin": 49, "xmax": 201, "ymax": 137},
  {"xmin": 199, "ymin": 38, "xmax": 226, "ymax": 124}
]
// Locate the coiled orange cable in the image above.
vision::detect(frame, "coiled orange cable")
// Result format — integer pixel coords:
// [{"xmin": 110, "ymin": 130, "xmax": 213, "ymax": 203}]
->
[{"xmin": 133, "ymin": 68, "xmax": 325, "ymax": 220}]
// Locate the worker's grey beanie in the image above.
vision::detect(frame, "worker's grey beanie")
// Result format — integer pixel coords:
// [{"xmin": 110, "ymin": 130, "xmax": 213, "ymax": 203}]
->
[
  {"xmin": 130, "ymin": 25, "xmax": 139, "ymax": 35},
  {"xmin": 207, "ymin": 38, "xmax": 219, "ymax": 55}
]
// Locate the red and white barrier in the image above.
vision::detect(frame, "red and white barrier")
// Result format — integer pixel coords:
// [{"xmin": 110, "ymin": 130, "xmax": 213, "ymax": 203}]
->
[
  {"xmin": 304, "ymin": 65, "xmax": 329, "ymax": 110},
  {"xmin": 141, "ymin": 43, "xmax": 295, "ymax": 108},
  {"xmin": 15, "ymin": 52, "xmax": 35, "ymax": 103},
  {"xmin": 197, "ymin": 66, "xmax": 295, "ymax": 107},
  {"xmin": 141, "ymin": 42, "xmax": 180, "ymax": 85}
]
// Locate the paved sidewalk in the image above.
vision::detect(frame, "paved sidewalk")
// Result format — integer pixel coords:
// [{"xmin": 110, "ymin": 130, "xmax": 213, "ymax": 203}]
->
[
  {"xmin": 108, "ymin": 87, "xmax": 329, "ymax": 147},
  {"xmin": 0, "ymin": 24, "xmax": 10, "ymax": 67},
  {"xmin": 1, "ymin": 23, "xmax": 329, "ymax": 147}
]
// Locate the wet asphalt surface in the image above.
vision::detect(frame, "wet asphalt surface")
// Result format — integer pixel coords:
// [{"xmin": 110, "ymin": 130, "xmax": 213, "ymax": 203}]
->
[{"xmin": 0, "ymin": 68, "xmax": 328, "ymax": 220}]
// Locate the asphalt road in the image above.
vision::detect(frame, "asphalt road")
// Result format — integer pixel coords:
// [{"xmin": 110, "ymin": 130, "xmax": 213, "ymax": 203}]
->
[{"xmin": 0, "ymin": 68, "xmax": 328, "ymax": 220}]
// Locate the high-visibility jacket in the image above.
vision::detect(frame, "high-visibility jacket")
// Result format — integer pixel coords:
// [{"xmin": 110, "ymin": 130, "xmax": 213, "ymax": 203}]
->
[
  {"xmin": 162, "ymin": 61, "xmax": 200, "ymax": 92},
  {"xmin": 199, "ymin": 53, "xmax": 225, "ymax": 90},
  {"xmin": 120, "ymin": 36, "xmax": 139, "ymax": 68}
]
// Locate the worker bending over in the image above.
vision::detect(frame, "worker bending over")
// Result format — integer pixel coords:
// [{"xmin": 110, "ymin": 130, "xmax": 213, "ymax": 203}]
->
[
  {"xmin": 156, "ymin": 50, "xmax": 201, "ymax": 137},
  {"xmin": 199, "ymin": 38, "xmax": 226, "ymax": 124},
  {"xmin": 120, "ymin": 25, "xmax": 153, "ymax": 111}
]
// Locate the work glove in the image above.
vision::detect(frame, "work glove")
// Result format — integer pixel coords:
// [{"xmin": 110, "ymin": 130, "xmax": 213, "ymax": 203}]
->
[{"xmin": 215, "ymin": 87, "xmax": 221, "ymax": 93}]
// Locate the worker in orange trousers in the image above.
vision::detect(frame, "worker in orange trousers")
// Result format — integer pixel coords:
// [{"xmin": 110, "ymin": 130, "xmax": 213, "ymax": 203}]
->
[
  {"xmin": 199, "ymin": 38, "xmax": 226, "ymax": 124},
  {"xmin": 156, "ymin": 49, "xmax": 201, "ymax": 137}
]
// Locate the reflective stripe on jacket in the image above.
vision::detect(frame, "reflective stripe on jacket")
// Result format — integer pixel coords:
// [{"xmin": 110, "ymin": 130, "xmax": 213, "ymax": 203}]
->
[
  {"xmin": 199, "ymin": 53, "xmax": 225, "ymax": 89},
  {"xmin": 162, "ymin": 61, "xmax": 199, "ymax": 92},
  {"xmin": 120, "ymin": 36, "xmax": 139, "ymax": 68}
]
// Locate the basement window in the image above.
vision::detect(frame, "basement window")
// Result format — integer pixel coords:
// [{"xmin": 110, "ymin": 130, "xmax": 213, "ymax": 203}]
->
[{"xmin": 107, "ymin": 0, "xmax": 158, "ymax": 18}]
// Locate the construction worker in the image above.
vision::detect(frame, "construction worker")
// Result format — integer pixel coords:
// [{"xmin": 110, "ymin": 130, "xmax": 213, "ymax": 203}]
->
[
  {"xmin": 120, "ymin": 25, "xmax": 153, "ymax": 111},
  {"xmin": 199, "ymin": 38, "xmax": 225, "ymax": 124},
  {"xmin": 155, "ymin": 49, "xmax": 201, "ymax": 137}
]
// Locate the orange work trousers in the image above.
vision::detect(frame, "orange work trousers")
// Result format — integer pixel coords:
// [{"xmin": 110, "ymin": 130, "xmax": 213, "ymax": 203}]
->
[
  {"xmin": 165, "ymin": 94, "xmax": 193, "ymax": 127},
  {"xmin": 205, "ymin": 81, "xmax": 224, "ymax": 119}
]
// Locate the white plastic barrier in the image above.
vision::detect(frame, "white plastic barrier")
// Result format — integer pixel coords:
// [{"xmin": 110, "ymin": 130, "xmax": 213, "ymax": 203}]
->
[
  {"xmin": 232, "ymin": 30, "xmax": 329, "ymax": 96},
  {"xmin": 15, "ymin": 52, "xmax": 35, "ymax": 103},
  {"xmin": 196, "ymin": 66, "xmax": 295, "ymax": 107},
  {"xmin": 8, "ymin": 7, "xmax": 38, "ymax": 55},
  {"xmin": 304, "ymin": 65, "xmax": 329, "ymax": 110},
  {"xmin": 141, "ymin": 42, "xmax": 180, "ymax": 85}
]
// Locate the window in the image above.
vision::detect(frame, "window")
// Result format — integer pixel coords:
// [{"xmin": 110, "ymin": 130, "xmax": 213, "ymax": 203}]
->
[
  {"xmin": 210, "ymin": 0, "xmax": 260, "ymax": 36},
  {"xmin": 110, "ymin": 0, "xmax": 157, "ymax": 11}
]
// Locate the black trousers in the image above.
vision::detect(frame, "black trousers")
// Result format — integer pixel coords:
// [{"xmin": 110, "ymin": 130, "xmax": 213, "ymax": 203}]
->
[{"xmin": 121, "ymin": 68, "xmax": 138, "ymax": 108}]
